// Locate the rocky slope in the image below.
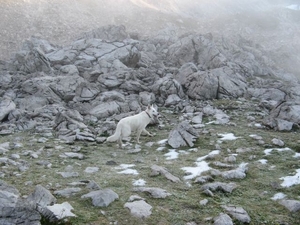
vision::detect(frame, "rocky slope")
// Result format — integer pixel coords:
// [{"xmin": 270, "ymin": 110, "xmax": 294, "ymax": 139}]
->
[
  {"xmin": 0, "ymin": 1, "xmax": 300, "ymax": 224},
  {"xmin": 0, "ymin": 23, "xmax": 300, "ymax": 224},
  {"xmin": 1, "ymin": 0, "xmax": 300, "ymax": 75}
]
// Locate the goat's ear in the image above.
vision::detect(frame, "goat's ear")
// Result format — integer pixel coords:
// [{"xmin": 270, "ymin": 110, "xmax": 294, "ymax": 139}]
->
[{"xmin": 147, "ymin": 105, "xmax": 151, "ymax": 110}]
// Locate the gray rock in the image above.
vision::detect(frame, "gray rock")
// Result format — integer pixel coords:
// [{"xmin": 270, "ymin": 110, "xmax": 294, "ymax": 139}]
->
[
  {"xmin": 124, "ymin": 200, "xmax": 152, "ymax": 218},
  {"xmin": 214, "ymin": 213, "xmax": 233, "ymax": 225},
  {"xmin": 150, "ymin": 165, "xmax": 181, "ymax": 183},
  {"xmin": 271, "ymin": 138, "xmax": 284, "ymax": 147},
  {"xmin": 194, "ymin": 175, "xmax": 214, "ymax": 184},
  {"xmin": 222, "ymin": 163, "xmax": 248, "ymax": 180},
  {"xmin": 168, "ymin": 121, "xmax": 199, "ymax": 148},
  {"xmin": 263, "ymin": 102, "xmax": 300, "ymax": 131},
  {"xmin": 201, "ymin": 182, "xmax": 237, "ymax": 193},
  {"xmin": 191, "ymin": 113, "xmax": 203, "ymax": 124},
  {"xmin": 0, "ymin": 180, "xmax": 41, "ymax": 225},
  {"xmin": 54, "ymin": 188, "xmax": 82, "ymax": 198},
  {"xmin": 84, "ymin": 167, "xmax": 99, "ymax": 174},
  {"xmin": 276, "ymin": 119, "xmax": 294, "ymax": 131},
  {"xmin": 81, "ymin": 189, "xmax": 119, "ymax": 207},
  {"xmin": 57, "ymin": 172, "xmax": 79, "ymax": 178},
  {"xmin": 27, "ymin": 185, "xmax": 56, "ymax": 208},
  {"xmin": 133, "ymin": 187, "xmax": 171, "ymax": 198},
  {"xmin": 0, "ymin": 98, "xmax": 16, "ymax": 121},
  {"xmin": 60, "ymin": 152, "xmax": 84, "ymax": 159},
  {"xmin": 279, "ymin": 199, "xmax": 300, "ymax": 212},
  {"xmin": 222, "ymin": 205, "xmax": 251, "ymax": 223}
]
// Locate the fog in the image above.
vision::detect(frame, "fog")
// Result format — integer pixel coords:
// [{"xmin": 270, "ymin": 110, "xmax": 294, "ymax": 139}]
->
[{"xmin": 1, "ymin": 0, "xmax": 299, "ymax": 76}]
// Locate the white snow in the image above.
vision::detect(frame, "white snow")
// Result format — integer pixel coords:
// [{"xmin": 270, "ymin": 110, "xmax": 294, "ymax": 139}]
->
[
  {"xmin": 197, "ymin": 150, "xmax": 220, "ymax": 161},
  {"xmin": 218, "ymin": 133, "xmax": 240, "ymax": 141},
  {"xmin": 181, "ymin": 161, "xmax": 211, "ymax": 180},
  {"xmin": 258, "ymin": 159, "xmax": 268, "ymax": 164},
  {"xmin": 264, "ymin": 147, "xmax": 292, "ymax": 155},
  {"xmin": 115, "ymin": 164, "xmax": 135, "ymax": 169},
  {"xmin": 157, "ymin": 139, "xmax": 168, "ymax": 145},
  {"xmin": 46, "ymin": 202, "xmax": 76, "ymax": 219},
  {"xmin": 271, "ymin": 192, "xmax": 286, "ymax": 200},
  {"xmin": 156, "ymin": 146, "xmax": 166, "ymax": 151},
  {"xmin": 293, "ymin": 152, "xmax": 300, "ymax": 158},
  {"xmin": 115, "ymin": 164, "xmax": 139, "ymax": 175},
  {"xmin": 132, "ymin": 179, "xmax": 146, "ymax": 186},
  {"xmin": 280, "ymin": 169, "xmax": 300, "ymax": 187},
  {"xmin": 118, "ymin": 169, "xmax": 139, "ymax": 175},
  {"xmin": 164, "ymin": 149, "xmax": 179, "ymax": 160}
]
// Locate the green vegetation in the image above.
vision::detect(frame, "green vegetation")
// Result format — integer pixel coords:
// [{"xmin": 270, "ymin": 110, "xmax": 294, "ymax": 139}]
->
[{"xmin": 1, "ymin": 99, "xmax": 299, "ymax": 225}]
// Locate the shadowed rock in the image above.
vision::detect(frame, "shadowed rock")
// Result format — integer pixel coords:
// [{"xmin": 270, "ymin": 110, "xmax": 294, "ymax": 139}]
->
[
  {"xmin": 201, "ymin": 182, "xmax": 238, "ymax": 193},
  {"xmin": 168, "ymin": 121, "xmax": 199, "ymax": 148}
]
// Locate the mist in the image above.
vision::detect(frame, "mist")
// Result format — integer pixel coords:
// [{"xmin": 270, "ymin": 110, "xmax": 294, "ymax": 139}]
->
[{"xmin": 1, "ymin": 0, "xmax": 299, "ymax": 76}]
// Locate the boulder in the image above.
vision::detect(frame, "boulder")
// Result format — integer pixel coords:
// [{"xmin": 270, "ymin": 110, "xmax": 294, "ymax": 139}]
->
[
  {"xmin": 0, "ymin": 180, "xmax": 41, "ymax": 225},
  {"xmin": 214, "ymin": 213, "xmax": 233, "ymax": 225},
  {"xmin": 81, "ymin": 189, "xmax": 119, "ymax": 207},
  {"xmin": 279, "ymin": 199, "xmax": 300, "ymax": 212},
  {"xmin": 263, "ymin": 101, "xmax": 300, "ymax": 130},
  {"xmin": 168, "ymin": 121, "xmax": 199, "ymax": 148},
  {"xmin": 0, "ymin": 98, "xmax": 16, "ymax": 121},
  {"xmin": 222, "ymin": 205, "xmax": 251, "ymax": 223},
  {"xmin": 124, "ymin": 200, "xmax": 152, "ymax": 218}
]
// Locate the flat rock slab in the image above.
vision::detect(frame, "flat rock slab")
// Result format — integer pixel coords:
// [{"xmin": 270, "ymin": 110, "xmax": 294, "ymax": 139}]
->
[
  {"xmin": 133, "ymin": 187, "xmax": 171, "ymax": 198},
  {"xmin": 222, "ymin": 205, "xmax": 251, "ymax": 223},
  {"xmin": 81, "ymin": 189, "xmax": 119, "ymax": 207},
  {"xmin": 168, "ymin": 121, "xmax": 199, "ymax": 148},
  {"xmin": 279, "ymin": 199, "xmax": 300, "ymax": 212},
  {"xmin": 124, "ymin": 200, "xmax": 152, "ymax": 218},
  {"xmin": 54, "ymin": 188, "xmax": 82, "ymax": 198},
  {"xmin": 150, "ymin": 165, "xmax": 181, "ymax": 183}
]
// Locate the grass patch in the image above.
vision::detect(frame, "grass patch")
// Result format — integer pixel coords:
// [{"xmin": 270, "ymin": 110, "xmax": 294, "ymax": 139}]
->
[{"xmin": 0, "ymin": 99, "xmax": 300, "ymax": 224}]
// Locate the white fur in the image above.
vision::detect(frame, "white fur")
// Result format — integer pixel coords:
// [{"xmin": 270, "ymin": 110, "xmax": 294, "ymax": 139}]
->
[{"xmin": 106, "ymin": 105, "xmax": 158, "ymax": 148}]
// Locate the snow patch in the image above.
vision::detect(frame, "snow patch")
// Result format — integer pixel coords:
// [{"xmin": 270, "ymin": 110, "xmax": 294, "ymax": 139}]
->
[
  {"xmin": 133, "ymin": 179, "xmax": 146, "ymax": 186},
  {"xmin": 280, "ymin": 169, "xmax": 300, "ymax": 187},
  {"xmin": 271, "ymin": 192, "xmax": 286, "ymax": 200},
  {"xmin": 264, "ymin": 147, "xmax": 292, "ymax": 155},
  {"xmin": 258, "ymin": 159, "xmax": 268, "ymax": 164},
  {"xmin": 46, "ymin": 202, "xmax": 76, "ymax": 220},
  {"xmin": 182, "ymin": 161, "xmax": 211, "ymax": 180},
  {"xmin": 218, "ymin": 133, "xmax": 240, "ymax": 141},
  {"xmin": 164, "ymin": 149, "xmax": 179, "ymax": 160},
  {"xmin": 197, "ymin": 150, "xmax": 220, "ymax": 161},
  {"xmin": 115, "ymin": 164, "xmax": 139, "ymax": 175}
]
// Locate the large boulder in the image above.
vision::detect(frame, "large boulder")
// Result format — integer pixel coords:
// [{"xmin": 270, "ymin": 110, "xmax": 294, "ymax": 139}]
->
[
  {"xmin": 0, "ymin": 97, "xmax": 16, "ymax": 121},
  {"xmin": 175, "ymin": 63, "xmax": 247, "ymax": 100},
  {"xmin": 263, "ymin": 101, "xmax": 300, "ymax": 131}
]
